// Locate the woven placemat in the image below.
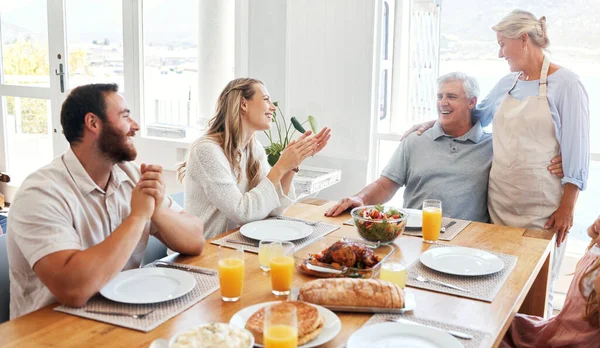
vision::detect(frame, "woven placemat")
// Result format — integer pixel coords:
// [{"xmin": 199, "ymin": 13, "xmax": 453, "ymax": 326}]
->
[
  {"xmin": 364, "ymin": 313, "xmax": 491, "ymax": 348},
  {"xmin": 54, "ymin": 262, "xmax": 219, "ymax": 332},
  {"xmin": 344, "ymin": 217, "xmax": 470, "ymax": 241},
  {"xmin": 406, "ymin": 243, "xmax": 517, "ymax": 302},
  {"xmin": 211, "ymin": 216, "xmax": 339, "ymax": 254},
  {"xmin": 403, "ymin": 218, "xmax": 471, "ymax": 241}
]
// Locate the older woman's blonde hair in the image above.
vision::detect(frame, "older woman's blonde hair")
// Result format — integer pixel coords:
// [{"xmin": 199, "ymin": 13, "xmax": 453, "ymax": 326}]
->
[
  {"xmin": 492, "ymin": 10, "xmax": 550, "ymax": 49},
  {"xmin": 177, "ymin": 78, "xmax": 264, "ymax": 190}
]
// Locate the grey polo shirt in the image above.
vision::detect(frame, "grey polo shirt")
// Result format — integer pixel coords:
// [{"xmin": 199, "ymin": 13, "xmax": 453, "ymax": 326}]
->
[{"xmin": 381, "ymin": 120, "xmax": 493, "ymax": 222}]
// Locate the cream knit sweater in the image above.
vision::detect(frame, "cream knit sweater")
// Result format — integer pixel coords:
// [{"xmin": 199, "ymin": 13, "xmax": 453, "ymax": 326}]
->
[{"xmin": 183, "ymin": 136, "xmax": 296, "ymax": 240}]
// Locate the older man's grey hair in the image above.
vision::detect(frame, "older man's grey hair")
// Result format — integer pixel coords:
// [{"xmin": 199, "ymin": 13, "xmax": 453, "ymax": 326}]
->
[{"xmin": 437, "ymin": 72, "xmax": 480, "ymax": 99}]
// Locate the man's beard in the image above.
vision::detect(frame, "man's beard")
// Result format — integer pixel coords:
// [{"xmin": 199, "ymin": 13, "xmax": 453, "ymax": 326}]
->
[{"xmin": 98, "ymin": 122, "xmax": 137, "ymax": 163}]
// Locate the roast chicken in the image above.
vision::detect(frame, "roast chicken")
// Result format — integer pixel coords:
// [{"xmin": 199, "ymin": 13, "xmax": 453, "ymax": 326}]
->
[{"xmin": 312, "ymin": 240, "xmax": 380, "ymax": 268}]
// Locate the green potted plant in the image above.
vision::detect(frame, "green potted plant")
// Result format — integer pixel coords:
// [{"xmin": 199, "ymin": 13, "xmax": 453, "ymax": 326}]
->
[{"xmin": 264, "ymin": 101, "xmax": 318, "ymax": 167}]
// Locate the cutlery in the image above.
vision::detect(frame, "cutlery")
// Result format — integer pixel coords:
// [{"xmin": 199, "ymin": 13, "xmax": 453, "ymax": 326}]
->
[
  {"xmin": 414, "ymin": 274, "xmax": 470, "ymax": 292},
  {"xmin": 386, "ymin": 317, "xmax": 474, "ymax": 340},
  {"xmin": 85, "ymin": 309, "xmax": 155, "ymax": 319},
  {"xmin": 225, "ymin": 239, "xmax": 258, "ymax": 247},
  {"xmin": 276, "ymin": 216, "xmax": 320, "ymax": 226},
  {"xmin": 154, "ymin": 261, "xmax": 217, "ymax": 275},
  {"xmin": 441, "ymin": 220, "xmax": 456, "ymax": 233}
]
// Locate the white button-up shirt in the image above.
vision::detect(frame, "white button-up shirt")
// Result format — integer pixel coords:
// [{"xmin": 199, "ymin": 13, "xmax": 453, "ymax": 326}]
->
[{"xmin": 7, "ymin": 149, "xmax": 180, "ymax": 319}]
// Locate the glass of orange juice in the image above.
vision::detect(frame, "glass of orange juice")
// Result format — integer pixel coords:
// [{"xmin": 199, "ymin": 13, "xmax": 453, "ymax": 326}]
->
[
  {"xmin": 264, "ymin": 302, "xmax": 298, "ymax": 348},
  {"xmin": 422, "ymin": 199, "xmax": 442, "ymax": 244},
  {"xmin": 379, "ymin": 258, "xmax": 407, "ymax": 288},
  {"xmin": 259, "ymin": 240, "xmax": 279, "ymax": 272},
  {"xmin": 269, "ymin": 242, "xmax": 295, "ymax": 296},
  {"xmin": 218, "ymin": 246, "xmax": 245, "ymax": 302}
]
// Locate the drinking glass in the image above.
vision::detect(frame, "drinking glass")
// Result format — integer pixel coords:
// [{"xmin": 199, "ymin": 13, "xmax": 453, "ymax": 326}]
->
[
  {"xmin": 379, "ymin": 258, "xmax": 407, "ymax": 288},
  {"xmin": 259, "ymin": 240, "xmax": 279, "ymax": 272},
  {"xmin": 422, "ymin": 199, "xmax": 442, "ymax": 244},
  {"xmin": 269, "ymin": 241, "xmax": 295, "ymax": 296},
  {"xmin": 218, "ymin": 246, "xmax": 245, "ymax": 302},
  {"xmin": 263, "ymin": 302, "xmax": 298, "ymax": 348}
]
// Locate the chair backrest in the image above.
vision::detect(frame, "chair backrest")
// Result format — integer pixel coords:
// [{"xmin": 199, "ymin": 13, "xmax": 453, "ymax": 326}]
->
[
  {"xmin": 0, "ymin": 234, "xmax": 9, "ymax": 323},
  {"xmin": 170, "ymin": 192, "xmax": 184, "ymax": 208},
  {"xmin": 142, "ymin": 235, "xmax": 167, "ymax": 266}
]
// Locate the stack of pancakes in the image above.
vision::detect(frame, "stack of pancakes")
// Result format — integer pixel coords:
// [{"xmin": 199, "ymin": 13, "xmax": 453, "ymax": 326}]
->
[{"xmin": 245, "ymin": 301, "xmax": 324, "ymax": 345}]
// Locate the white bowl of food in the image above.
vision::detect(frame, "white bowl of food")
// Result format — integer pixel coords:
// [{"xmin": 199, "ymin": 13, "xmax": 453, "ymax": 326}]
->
[{"xmin": 169, "ymin": 322, "xmax": 254, "ymax": 348}]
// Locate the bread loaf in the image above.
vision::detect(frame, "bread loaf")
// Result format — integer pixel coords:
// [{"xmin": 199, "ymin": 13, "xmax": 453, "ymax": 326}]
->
[{"xmin": 298, "ymin": 278, "xmax": 404, "ymax": 308}]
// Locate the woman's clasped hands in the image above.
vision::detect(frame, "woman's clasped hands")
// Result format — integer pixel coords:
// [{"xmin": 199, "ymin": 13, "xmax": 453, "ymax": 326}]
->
[{"xmin": 275, "ymin": 127, "xmax": 332, "ymax": 173}]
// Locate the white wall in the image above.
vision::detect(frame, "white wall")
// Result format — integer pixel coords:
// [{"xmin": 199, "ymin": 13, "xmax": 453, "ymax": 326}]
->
[
  {"xmin": 248, "ymin": 0, "xmax": 379, "ymax": 200},
  {"xmin": 248, "ymin": 0, "xmax": 288, "ymax": 108}
]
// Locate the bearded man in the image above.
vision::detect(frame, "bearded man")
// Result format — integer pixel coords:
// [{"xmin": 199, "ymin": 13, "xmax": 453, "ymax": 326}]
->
[{"xmin": 6, "ymin": 83, "xmax": 205, "ymax": 319}]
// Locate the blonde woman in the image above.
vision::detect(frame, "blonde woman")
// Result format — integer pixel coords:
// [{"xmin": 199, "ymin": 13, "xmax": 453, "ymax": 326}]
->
[
  {"xmin": 405, "ymin": 10, "xmax": 590, "ymax": 316},
  {"xmin": 501, "ymin": 216, "xmax": 600, "ymax": 347},
  {"xmin": 178, "ymin": 78, "xmax": 331, "ymax": 239}
]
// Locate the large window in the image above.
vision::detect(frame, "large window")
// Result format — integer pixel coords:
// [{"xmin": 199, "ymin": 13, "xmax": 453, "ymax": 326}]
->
[
  {"xmin": 0, "ymin": 1, "xmax": 53, "ymax": 185},
  {"xmin": 377, "ymin": 0, "xmax": 394, "ymax": 130},
  {"xmin": 142, "ymin": 0, "xmax": 199, "ymax": 141},
  {"xmin": 65, "ymin": 0, "xmax": 124, "ymax": 90},
  {"xmin": 370, "ymin": 0, "xmax": 440, "ymax": 184},
  {"xmin": 0, "ymin": 0, "xmax": 237, "ymax": 188}
]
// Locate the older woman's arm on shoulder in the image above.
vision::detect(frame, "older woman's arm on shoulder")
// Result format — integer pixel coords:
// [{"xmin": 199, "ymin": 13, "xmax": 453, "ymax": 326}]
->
[{"xmin": 472, "ymin": 73, "xmax": 515, "ymax": 127}]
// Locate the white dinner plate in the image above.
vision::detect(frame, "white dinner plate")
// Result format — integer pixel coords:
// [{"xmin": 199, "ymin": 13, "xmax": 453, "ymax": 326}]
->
[
  {"xmin": 100, "ymin": 268, "xmax": 196, "ymax": 304},
  {"xmin": 404, "ymin": 208, "xmax": 422, "ymax": 228},
  {"xmin": 420, "ymin": 246, "xmax": 505, "ymax": 276},
  {"xmin": 240, "ymin": 220, "xmax": 312, "ymax": 241},
  {"xmin": 347, "ymin": 322, "xmax": 464, "ymax": 348},
  {"xmin": 229, "ymin": 301, "xmax": 341, "ymax": 348}
]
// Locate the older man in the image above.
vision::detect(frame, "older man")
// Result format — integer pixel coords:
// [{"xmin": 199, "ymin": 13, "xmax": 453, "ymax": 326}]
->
[
  {"xmin": 7, "ymin": 83, "xmax": 205, "ymax": 319},
  {"xmin": 326, "ymin": 72, "xmax": 493, "ymax": 221}
]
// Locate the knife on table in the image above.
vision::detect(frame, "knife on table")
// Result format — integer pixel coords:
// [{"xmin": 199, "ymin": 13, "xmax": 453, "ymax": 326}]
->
[{"xmin": 154, "ymin": 261, "xmax": 217, "ymax": 275}]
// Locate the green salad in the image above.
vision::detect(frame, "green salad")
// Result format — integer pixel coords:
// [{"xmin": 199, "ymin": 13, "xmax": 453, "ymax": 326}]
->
[{"xmin": 352, "ymin": 205, "xmax": 406, "ymax": 243}]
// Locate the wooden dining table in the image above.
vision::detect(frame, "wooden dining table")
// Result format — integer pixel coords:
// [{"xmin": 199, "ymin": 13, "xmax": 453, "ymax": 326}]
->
[{"xmin": 0, "ymin": 201, "xmax": 554, "ymax": 347}]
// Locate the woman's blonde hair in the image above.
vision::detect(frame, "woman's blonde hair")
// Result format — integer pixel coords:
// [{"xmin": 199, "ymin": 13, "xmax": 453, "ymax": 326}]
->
[
  {"xmin": 492, "ymin": 10, "xmax": 550, "ymax": 49},
  {"xmin": 579, "ymin": 243, "xmax": 600, "ymax": 327},
  {"xmin": 177, "ymin": 78, "xmax": 264, "ymax": 190}
]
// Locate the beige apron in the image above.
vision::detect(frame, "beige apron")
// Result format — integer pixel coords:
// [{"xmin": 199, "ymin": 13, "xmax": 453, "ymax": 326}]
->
[
  {"xmin": 488, "ymin": 56, "xmax": 563, "ymax": 230},
  {"xmin": 488, "ymin": 56, "xmax": 565, "ymax": 317}
]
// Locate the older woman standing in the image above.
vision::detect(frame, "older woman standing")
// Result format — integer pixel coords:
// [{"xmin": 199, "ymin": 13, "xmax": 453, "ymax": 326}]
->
[
  {"xmin": 477, "ymin": 10, "xmax": 589, "ymax": 242},
  {"xmin": 478, "ymin": 10, "xmax": 590, "ymax": 316}
]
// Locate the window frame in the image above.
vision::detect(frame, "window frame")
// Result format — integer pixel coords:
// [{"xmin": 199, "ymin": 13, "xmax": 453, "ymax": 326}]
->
[{"xmin": 123, "ymin": 0, "xmax": 248, "ymax": 170}]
